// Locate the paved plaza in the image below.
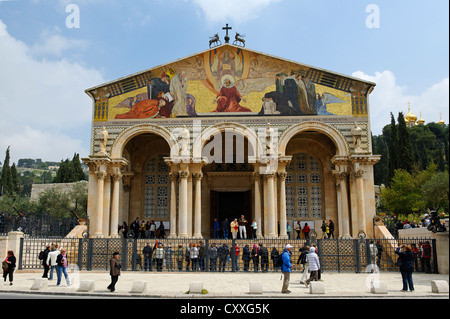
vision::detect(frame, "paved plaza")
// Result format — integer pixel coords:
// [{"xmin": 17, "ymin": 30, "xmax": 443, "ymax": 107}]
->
[{"xmin": 1, "ymin": 269, "xmax": 448, "ymax": 299}]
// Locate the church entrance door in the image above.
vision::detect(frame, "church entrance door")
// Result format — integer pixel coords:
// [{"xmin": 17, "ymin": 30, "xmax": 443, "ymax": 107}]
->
[{"xmin": 210, "ymin": 190, "xmax": 251, "ymax": 238}]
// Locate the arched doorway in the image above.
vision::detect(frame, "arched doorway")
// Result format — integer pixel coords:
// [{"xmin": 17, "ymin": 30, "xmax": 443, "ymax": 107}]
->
[
  {"xmin": 284, "ymin": 129, "xmax": 339, "ymax": 237},
  {"xmin": 201, "ymin": 130, "xmax": 255, "ymax": 238},
  {"xmin": 122, "ymin": 133, "xmax": 172, "ymax": 229}
]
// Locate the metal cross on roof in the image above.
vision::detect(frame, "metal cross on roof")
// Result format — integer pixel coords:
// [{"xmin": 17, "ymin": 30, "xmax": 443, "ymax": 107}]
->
[{"xmin": 222, "ymin": 23, "xmax": 232, "ymax": 43}]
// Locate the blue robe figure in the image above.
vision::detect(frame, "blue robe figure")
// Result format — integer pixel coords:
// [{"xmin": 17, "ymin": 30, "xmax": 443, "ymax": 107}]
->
[{"xmin": 315, "ymin": 93, "xmax": 345, "ymax": 115}]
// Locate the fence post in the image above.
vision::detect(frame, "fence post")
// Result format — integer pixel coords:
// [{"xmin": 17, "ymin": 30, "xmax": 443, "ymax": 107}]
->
[
  {"xmin": 18, "ymin": 237, "xmax": 24, "ymax": 270},
  {"xmin": 77, "ymin": 238, "xmax": 83, "ymax": 270},
  {"xmin": 336, "ymin": 239, "xmax": 341, "ymax": 273},
  {"xmin": 205, "ymin": 239, "xmax": 210, "ymax": 272},
  {"xmin": 87, "ymin": 238, "xmax": 93, "ymax": 271},
  {"xmin": 432, "ymin": 239, "xmax": 438, "ymax": 274},
  {"xmin": 231, "ymin": 239, "xmax": 236, "ymax": 272},
  {"xmin": 355, "ymin": 239, "xmax": 361, "ymax": 273},
  {"xmin": 131, "ymin": 239, "xmax": 137, "ymax": 271}
]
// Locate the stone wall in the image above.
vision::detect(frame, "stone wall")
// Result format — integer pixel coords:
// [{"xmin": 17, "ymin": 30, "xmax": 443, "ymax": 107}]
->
[{"xmin": 30, "ymin": 181, "xmax": 88, "ymax": 200}]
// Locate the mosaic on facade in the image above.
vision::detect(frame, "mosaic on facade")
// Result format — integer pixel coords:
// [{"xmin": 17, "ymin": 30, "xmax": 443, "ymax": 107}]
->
[{"xmin": 90, "ymin": 45, "xmax": 366, "ymax": 122}]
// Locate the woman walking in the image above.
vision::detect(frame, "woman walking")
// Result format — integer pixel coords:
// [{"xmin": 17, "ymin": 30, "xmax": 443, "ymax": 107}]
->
[
  {"xmin": 3, "ymin": 250, "xmax": 16, "ymax": 286},
  {"xmin": 56, "ymin": 249, "xmax": 71, "ymax": 286},
  {"xmin": 395, "ymin": 244, "xmax": 415, "ymax": 292}
]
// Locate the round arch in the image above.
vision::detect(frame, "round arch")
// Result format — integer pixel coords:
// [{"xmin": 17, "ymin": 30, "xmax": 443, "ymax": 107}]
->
[
  {"xmin": 192, "ymin": 122, "xmax": 264, "ymax": 160},
  {"xmin": 110, "ymin": 124, "xmax": 178, "ymax": 158},
  {"xmin": 278, "ymin": 121, "xmax": 349, "ymax": 157}
]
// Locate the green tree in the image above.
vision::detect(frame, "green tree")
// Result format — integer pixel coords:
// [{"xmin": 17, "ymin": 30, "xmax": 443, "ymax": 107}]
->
[
  {"xmin": 10, "ymin": 163, "xmax": 20, "ymax": 194},
  {"xmin": 37, "ymin": 182, "xmax": 88, "ymax": 219},
  {"xmin": 421, "ymin": 170, "xmax": 449, "ymax": 212},
  {"xmin": 397, "ymin": 112, "xmax": 413, "ymax": 173},
  {"xmin": 387, "ymin": 113, "xmax": 398, "ymax": 183},
  {"xmin": 54, "ymin": 153, "xmax": 86, "ymax": 183},
  {"xmin": 380, "ymin": 169, "xmax": 425, "ymax": 215},
  {"xmin": 0, "ymin": 147, "xmax": 13, "ymax": 195}
]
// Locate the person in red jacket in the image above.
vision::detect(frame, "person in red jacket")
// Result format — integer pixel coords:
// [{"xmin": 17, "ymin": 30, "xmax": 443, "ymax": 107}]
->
[{"xmin": 302, "ymin": 223, "xmax": 310, "ymax": 239}]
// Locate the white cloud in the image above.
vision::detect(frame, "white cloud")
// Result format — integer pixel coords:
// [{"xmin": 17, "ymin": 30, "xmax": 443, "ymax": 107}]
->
[
  {"xmin": 191, "ymin": 0, "xmax": 282, "ymax": 24},
  {"xmin": 352, "ymin": 70, "xmax": 449, "ymax": 135},
  {"xmin": 0, "ymin": 20, "xmax": 104, "ymax": 163},
  {"xmin": 30, "ymin": 27, "xmax": 88, "ymax": 57}
]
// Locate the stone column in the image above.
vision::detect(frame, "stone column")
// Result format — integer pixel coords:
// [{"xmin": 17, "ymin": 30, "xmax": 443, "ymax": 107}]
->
[
  {"xmin": 178, "ymin": 171, "xmax": 189, "ymax": 238},
  {"xmin": 103, "ymin": 174, "xmax": 111, "ymax": 237},
  {"xmin": 169, "ymin": 173, "xmax": 178, "ymax": 238},
  {"xmin": 94, "ymin": 170, "xmax": 106, "ymax": 238},
  {"xmin": 265, "ymin": 173, "xmax": 277, "ymax": 239},
  {"xmin": 187, "ymin": 173, "xmax": 193, "ymax": 237},
  {"xmin": 278, "ymin": 172, "xmax": 288, "ymax": 239},
  {"xmin": 253, "ymin": 173, "xmax": 262, "ymax": 238},
  {"xmin": 86, "ymin": 163, "xmax": 97, "ymax": 231},
  {"xmin": 110, "ymin": 172, "xmax": 122, "ymax": 238},
  {"xmin": 354, "ymin": 169, "xmax": 366, "ymax": 236},
  {"xmin": 337, "ymin": 172, "xmax": 351, "ymax": 238},
  {"xmin": 193, "ymin": 173, "xmax": 203, "ymax": 238}
]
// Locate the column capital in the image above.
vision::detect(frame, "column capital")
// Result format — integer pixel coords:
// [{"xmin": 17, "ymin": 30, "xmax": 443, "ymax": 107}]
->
[
  {"xmin": 263, "ymin": 173, "xmax": 275, "ymax": 180},
  {"xmin": 277, "ymin": 172, "xmax": 288, "ymax": 181},
  {"xmin": 353, "ymin": 169, "xmax": 365, "ymax": 179},
  {"xmin": 193, "ymin": 173, "xmax": 203, "ymax": 180},
  {"xmin": 179, "ymin": 171, "xmax": 190, "ymax": 179},
  {"xmin": 96, "ymin": 171, "xmax": 107, "ymax": 180},
  {"xmin": 112, "ymin": 172, "xmax": 122, "ymax": 182},
  {"xmin": 169, "ymin": 172, "xmax": 179, "ymax": 181},
  {"xmin": 336, "ymin": 171, "xmax": 348, "ymax": 181}
]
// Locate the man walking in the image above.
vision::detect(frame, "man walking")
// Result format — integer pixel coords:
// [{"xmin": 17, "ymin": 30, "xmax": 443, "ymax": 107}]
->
[
  {"xmin": 281, "ymin": 244, "xmax": 293, "ymax": 294},
  {"xmin": 107, "ymin": 252, "xmax": 121, "ymax": 292}
]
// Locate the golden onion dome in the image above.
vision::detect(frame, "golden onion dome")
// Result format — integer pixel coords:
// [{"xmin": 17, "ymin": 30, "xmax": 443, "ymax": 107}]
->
[
  {"xmin": 417, "ymin": 113, "xmax": 425, "ymax": 125},
  {"xmin": 438, "ymin": 113, "xmax": 445, "ymax": 125},
  {"xmin": 405, "ymin": 103, "xmax": 417, "ymax": 122}
]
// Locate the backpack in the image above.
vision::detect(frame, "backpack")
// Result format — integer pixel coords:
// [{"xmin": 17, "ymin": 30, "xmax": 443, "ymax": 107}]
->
[
  {"xmin": 276, "ymin": 253, "xmax": 283, "ymax": 268},
  {"xmin": 38, "ymin": 251, "xmax": 44, "ymax": 260}
]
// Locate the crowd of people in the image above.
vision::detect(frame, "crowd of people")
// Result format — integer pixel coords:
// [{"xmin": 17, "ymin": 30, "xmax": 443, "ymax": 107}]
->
[
  {"xmin": 119, "ymin": 218, "xmax": 167, "ymax": 239},
  {"xmin": 134, "ymin": 239, "xmax": 287, "ymax": 273}
]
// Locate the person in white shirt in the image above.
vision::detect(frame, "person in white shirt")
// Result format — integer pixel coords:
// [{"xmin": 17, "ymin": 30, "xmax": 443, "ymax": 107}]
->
[{"xmin": 46, "ymin": 245, "xmax": 60, "ymax": 281}]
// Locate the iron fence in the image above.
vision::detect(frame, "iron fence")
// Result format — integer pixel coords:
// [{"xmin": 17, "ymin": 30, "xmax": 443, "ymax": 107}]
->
[
  {"xmin": 18, "ymin": 237, "xmax": 439, "ymax": 274},
  {"xmin": 0, "ymin": 213, "xmax": 77, "ymax": 237}
]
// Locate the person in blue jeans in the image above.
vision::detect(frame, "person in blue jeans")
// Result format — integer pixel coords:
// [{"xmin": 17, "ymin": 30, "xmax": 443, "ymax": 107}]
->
[
  {"xmin": 395, "ymin": 245, "xmax": 415, "ymax": 292},
  {"xmin": 281, "ymin": 244, "xmax": 293, "ymax": 293},
  {"xmin": 46, "ymin": 246, "xmax": 60, "ymax": 281},
  {"xmin": 56, "ymin": 249, "xmax": 71, "ymax": 286}
]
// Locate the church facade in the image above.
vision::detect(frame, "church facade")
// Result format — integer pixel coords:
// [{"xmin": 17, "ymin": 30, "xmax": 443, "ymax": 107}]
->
[{"xmin": 82, "ymin": 44, "xmax": 380, "ymax": 239}]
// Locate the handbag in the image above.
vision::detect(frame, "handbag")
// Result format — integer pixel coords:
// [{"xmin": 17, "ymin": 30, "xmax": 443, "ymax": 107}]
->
[{"xmin": 2, "ymin": 261, "xmax": 8, "ymax": 270}]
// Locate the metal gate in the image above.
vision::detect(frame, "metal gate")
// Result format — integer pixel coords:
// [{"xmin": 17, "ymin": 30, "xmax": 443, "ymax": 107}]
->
[{"xmin": 19, "ymin": 237, "xmax": 439, "ymax": 273}]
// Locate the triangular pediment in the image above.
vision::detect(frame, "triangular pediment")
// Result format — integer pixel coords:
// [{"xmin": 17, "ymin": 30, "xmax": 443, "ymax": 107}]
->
[{"xmin": 87, "ymin": 44, "xmax": 375, "ymax": 121}]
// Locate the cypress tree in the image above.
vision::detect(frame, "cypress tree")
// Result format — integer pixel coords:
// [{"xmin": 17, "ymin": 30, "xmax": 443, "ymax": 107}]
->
[
  {"xmin": 0, "ymin": 146, "xmax": 13, "ymax": 195},
  {"xmin": 10, "ymin": 163, "xmax": 20, "ymax": 194},
  {"xmin": 397, "ymin": 112, "xmax": 413, "ymax": 173},
  {"xmin": 387, "ymin": 113, "xmax": 398, "ymax": 183},
  {"xmin": 71, "ymin": 153, "xmax": 86, "ymax": 181}
]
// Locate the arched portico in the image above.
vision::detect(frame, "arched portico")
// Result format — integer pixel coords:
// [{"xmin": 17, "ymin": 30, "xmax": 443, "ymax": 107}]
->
[
  {"xmin": 110, "ymin": 124, "xmax": 179, "ymax": 159},
  {"xmin": 278, "ymin": 121, "xmax": 349, "ymax": 157}
]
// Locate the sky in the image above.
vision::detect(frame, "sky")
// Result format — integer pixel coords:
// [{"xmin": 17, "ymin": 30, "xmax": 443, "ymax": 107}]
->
[{"xmin": 0, "ymin": 0, "xmax": 448, "ymax": 164}]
